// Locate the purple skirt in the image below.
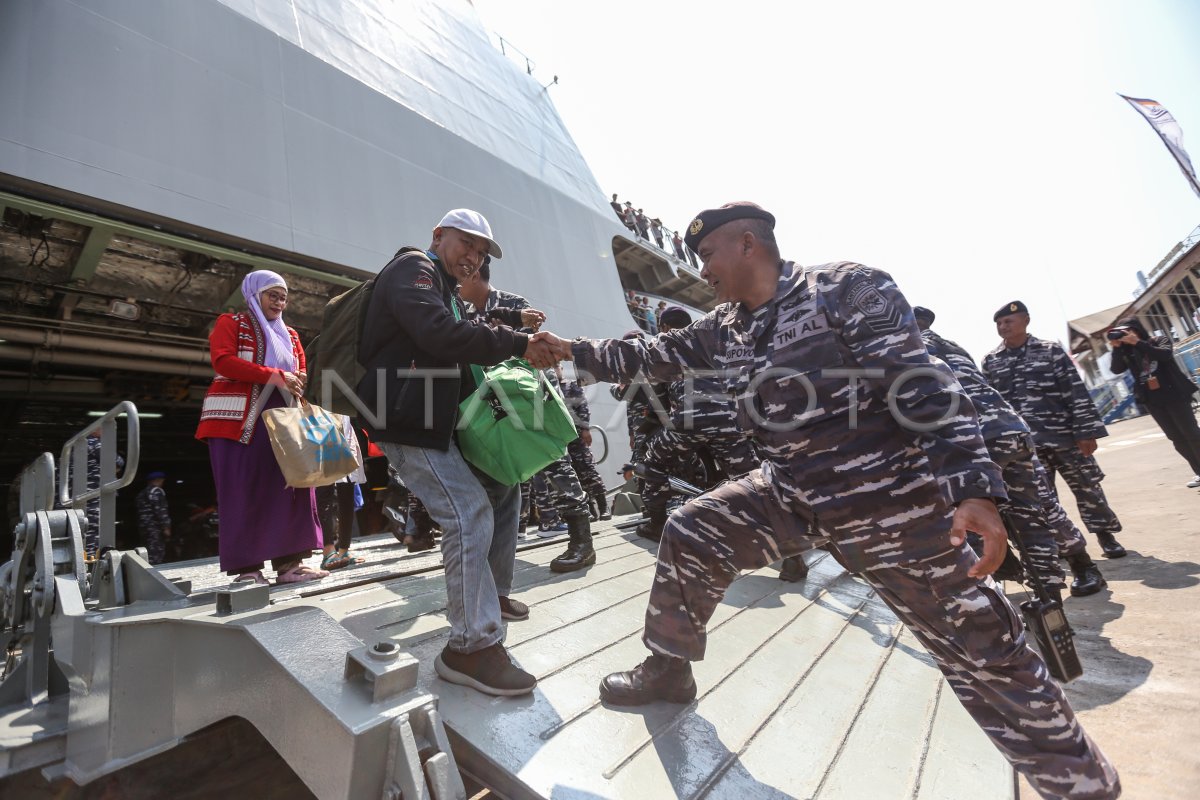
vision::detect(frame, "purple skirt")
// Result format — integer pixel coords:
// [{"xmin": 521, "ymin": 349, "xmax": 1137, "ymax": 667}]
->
[{"xmin": 208, "ymin": 394, "xmax": 322, "ymax": 572}]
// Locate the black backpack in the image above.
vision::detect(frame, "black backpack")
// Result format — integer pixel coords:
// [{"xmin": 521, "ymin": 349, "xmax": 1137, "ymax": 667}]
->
[{"xmin": 306, "ymin": 247, "xmax": 424, "ymax": 416}]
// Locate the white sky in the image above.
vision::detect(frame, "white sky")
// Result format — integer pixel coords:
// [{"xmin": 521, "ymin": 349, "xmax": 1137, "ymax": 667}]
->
[{"xmin": 473, "ymin": 0, "xmax": 1200, "ymax": 361}]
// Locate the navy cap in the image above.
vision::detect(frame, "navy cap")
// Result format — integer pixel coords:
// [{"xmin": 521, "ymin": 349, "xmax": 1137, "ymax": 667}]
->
[
  {"xmin": 683, "ymin": 202, "xmax": 775, "ymax": 252},
  {"xmin": 913, "ymin": 306, "xmax": 936, "ymax": 326},
  {"xmin": 994, "ymin": 300, "xmax": 1028, "ymax": 321},
  {"xmin": 618, "ymin": 462, "xmax": 636, "ymax": 474},
  {"xmin": 146, "ymin": 471, "xmax": 166, "ymax": 481}
]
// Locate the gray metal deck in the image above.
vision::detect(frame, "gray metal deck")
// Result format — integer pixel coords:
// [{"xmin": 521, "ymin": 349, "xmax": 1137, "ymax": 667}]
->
[{"xmin": 160, "ymin": 519, "xmax": 1015, "ymax": 799}]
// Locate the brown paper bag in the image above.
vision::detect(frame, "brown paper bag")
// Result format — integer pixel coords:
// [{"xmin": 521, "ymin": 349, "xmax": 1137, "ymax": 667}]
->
[{"xmin": 262, "ymin": 399, "xmax": 359, "ymax": 488}]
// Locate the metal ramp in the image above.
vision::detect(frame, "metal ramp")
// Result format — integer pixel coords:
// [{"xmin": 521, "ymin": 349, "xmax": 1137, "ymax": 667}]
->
[{"xmin": 267, "ymin": 527, "xmax": 1014, "ymax": 799}]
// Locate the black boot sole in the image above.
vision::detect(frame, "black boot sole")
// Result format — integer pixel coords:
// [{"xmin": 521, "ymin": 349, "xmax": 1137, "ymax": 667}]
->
[{"xmin": 599, "ymin": 678, "xmax": 697, "ymax": 706}]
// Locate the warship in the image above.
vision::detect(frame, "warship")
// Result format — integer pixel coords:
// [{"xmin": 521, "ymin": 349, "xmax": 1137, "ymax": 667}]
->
[{"xmin": 0, "ymin": 1, "xmax": 1015, "ymax": 797}]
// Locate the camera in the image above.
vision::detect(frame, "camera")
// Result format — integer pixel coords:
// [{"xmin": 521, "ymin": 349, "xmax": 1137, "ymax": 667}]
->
[
  {"xmin": 1020, "ymin": 596, "xmax": 1083, "ymax": 683},
  {"xmin": 1106, "ymin": 328, "xmax": 1130, "ymax": 341}
]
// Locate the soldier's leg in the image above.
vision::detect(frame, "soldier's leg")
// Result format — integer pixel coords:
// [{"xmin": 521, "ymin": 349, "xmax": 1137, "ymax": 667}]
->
[
  {"xmin": 541, "ymin": 455, "xmax": 596, "ymax": 572},
  {"xmin": 643, "ymin": 470, "xmax": 817, "ymax": 660},
  {"xmin": 530, "ymin": 472, "xmax": 561, "ymax": 530},
  {"xmin": 1043, "ymin": 447, "xmax": 1126, "ymax": 558},
  {"xmin": 863, "ymin": 543, "xmax": 1120, "ymax": 800},
  {"xmin": 145, "ymin": 526, "xmax": 166, "ymax": 565},
  {"xmin": 568, "ymin": 438, "xmax": 609, "ymax": 520},
  {"xmin": 638, "ymin": 429, "xmax": 698, "ymax": 540},
  {"xmin": 1033, "ymin": 452, "xmax": 1106, "ymax": 596},
  {"xmin": 991, "ymin": 436, "xmax": 1065, "ymax": 598}
]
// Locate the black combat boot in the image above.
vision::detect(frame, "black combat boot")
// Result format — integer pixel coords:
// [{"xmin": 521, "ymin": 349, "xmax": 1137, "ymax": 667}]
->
[
  {"xmin": 635, "ymin": 504, "xmax": 668, "ymax": 542},
  {"xmin": 779, "ymin": 555, "xmax": 809, "ymax": 582},
  {"xmin": 600, "ymin": 653, "xmax": 697, "ymax": 706},
  {"xmin": 1095, "ymin": 531, "xmax": 1127, "ymax": 559},
  {"xmin": 594, "ymin": 492, "xmax": 612, "ymax": 521},
  {"xmin": 550, "ymin": 512, "xmax": 595, "ymax": 573},
  {"xmin": 1066, "ymin": 551, "xmax": 1107, "ymax": 597}
]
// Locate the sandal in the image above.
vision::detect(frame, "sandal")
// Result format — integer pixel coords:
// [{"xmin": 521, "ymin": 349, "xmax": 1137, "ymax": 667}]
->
[
  {"xmin": 233, "ymin": 570, "xmax": 268, "ymax": 586},
  {"xmin": 320, "ymin": 549, "xmax": 361, "ymax": 570},
  {"xmin": 276, "ymin": 564, "xmax": 329, "ymax": 584}
]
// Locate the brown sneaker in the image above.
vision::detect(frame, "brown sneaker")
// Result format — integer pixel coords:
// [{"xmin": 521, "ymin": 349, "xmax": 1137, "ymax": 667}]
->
[
  {"xmin": 498, "ymin": 596, "xmax": 529, "ymax": 621},
  {"xmin": 435, "ymin": 643, "xmax": 536, "ymax": 697},
  {"xmin": 599, "ymin": 653, "xmax": 697, "ymax": 706}
]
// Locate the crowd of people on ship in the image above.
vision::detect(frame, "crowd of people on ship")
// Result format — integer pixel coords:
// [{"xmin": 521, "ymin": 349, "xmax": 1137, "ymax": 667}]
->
[
  {"xmin": 72, "ymin": 198, "xmax": 1200, "ymax": 800},
  {"xmin": 609, "ymin": 193, "xmax": 700, "ymax": 269}
]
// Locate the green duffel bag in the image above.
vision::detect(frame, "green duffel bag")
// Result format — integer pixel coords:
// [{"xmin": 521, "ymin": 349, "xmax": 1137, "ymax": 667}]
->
[{"xmin": 455, "ymin": 358, "xmax": 578, "ymax": 485}]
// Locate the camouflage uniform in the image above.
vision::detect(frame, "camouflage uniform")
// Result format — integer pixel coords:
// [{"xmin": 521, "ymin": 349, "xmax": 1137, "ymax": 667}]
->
[
  {"xmin": 561, "ymin": 379, "xmax": 607, "ymax": 499},
  {"xmin": 921, "ymin": 330, "xmax": 1064, "ymax": 591},
  {"xmin": 573, "ymin": 261, "xmax": 1119, "ymax": 799},
  {"xmin": 982, "ymin": 336, "xmax": 1122, "ymax": 538},
  {"xmin": 135, "ymin": 483, "xmax": 171, "ymax": 565},
  {"xmin": 530, "ymin": 368, "xmax": 589, "ymax": 522},
  {"xmin": 640, "ymin": 373, "xmax": 759, "ymax": 508},
  {"xmin": 76, "ymin": 435, "xmax": 125, "ymax": 558}
]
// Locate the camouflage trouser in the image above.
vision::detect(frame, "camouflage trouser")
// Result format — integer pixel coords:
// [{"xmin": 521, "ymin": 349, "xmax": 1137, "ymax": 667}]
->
[
  {"xmin": 532, "ymin": 454, "xmax": 588, "ymax": 519},
  {"xmin": 640, "ymin": 428, "xmax": 759, "ymax": 508},
  {"xmin": 1036, "ymin": 446, "xmax": 1122, "ymax": 536},
  {"xmin": 84, "ymin": 499, "xmax": 101, "ymax": 558},
  {"xmin": 568, "ymin": 438, "xmax": 606, "ymax": 498},
  {"xmin": 645, "ymin": 470, "xmax": 1119, "ymax": 800},
  {"xmin": 140, "ymin": 524, "xmax": 167, "ymax": 565},
  {"xmin": 1035, "ymin": 454, "xmax": 1088, "ymax": 558},
  {"xmin": 989, "ymin": 435, "xmax": 1065, "ymax": 590}
]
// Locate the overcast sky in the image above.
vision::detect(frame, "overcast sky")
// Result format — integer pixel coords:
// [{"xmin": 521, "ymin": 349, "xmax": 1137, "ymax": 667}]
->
[{"xmin": 473, "ymin": 0, "xmax": 1200, "ymax": 361}]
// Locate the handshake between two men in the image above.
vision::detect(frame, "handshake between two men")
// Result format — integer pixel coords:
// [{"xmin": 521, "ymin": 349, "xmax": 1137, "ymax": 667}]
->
[{"xmin": 523, "ymin": 330, "xmax": 574, "ymax": 369}]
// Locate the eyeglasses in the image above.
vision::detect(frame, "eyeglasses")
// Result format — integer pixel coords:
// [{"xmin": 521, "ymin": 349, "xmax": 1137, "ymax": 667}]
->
[{"xmin": 262, "ymin": 291, "xmax": 288, "ymax": 304}]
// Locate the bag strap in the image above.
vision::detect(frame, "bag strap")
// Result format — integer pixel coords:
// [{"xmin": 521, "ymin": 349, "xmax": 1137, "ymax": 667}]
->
[{"xmin": 449, "ymin": 296, "xmax": 487, "ymax": 389}]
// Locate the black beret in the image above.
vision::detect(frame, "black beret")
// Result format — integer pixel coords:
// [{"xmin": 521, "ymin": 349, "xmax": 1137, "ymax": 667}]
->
[
  {"xmin": 683, "ymin": 201, "xmax": 775, "ymax": 252},
  {"xmin": 993, "ymin": 300, "xmax": 1029, "ymax": 321},
  {"xmin": 912, "ymin": 306, "xmax": 936, "ymax": 326},
  {"xmin": 658, "ymin": 305, "xmax": 692, "ymax": 329}
]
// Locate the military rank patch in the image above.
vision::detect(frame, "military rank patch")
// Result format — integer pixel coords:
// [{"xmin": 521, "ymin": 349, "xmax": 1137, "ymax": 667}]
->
[
  {"xmin": 846, "ymin": 278, "xmax": 903, "ymax": 333},
  {"xmin": 412, "ymin": 275, "xmax": 433, "ymax": 290}
]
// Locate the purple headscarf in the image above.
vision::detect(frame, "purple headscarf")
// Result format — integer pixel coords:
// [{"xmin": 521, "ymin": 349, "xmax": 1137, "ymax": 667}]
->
[{"xmin": 241, "ymin": 270, "xmax": 297, "ymax": 372}]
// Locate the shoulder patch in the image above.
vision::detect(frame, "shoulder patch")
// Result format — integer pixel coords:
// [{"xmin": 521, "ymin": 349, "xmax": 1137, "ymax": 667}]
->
[
  {"xmin": 845, "ymin": 278, "xmax": 903, "ymax": 333},
  {"xmin": 413, "ymin": 274, "xmax": 433, "ymax": 290}
]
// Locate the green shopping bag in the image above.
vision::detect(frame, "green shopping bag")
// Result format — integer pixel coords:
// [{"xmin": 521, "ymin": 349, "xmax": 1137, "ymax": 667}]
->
[{"xmin": 455, "ymin": 358, "xmax": 578, "ymax": 485}]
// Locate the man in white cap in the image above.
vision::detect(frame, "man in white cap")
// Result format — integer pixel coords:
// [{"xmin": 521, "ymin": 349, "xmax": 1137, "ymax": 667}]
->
[{"xmin": 357, "ymin": 209, "xmax": 556, "ymax": 697}]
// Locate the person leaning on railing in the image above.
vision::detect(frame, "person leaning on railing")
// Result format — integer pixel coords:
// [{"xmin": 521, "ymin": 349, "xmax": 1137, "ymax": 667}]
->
[{"xmin": 1108, "ymin": 317, "xmax": 1200, "ymax": 488}]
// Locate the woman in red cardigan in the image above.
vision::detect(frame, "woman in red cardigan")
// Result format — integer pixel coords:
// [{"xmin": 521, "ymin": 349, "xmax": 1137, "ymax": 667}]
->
[{"xmin": 196, "ymin": 270, "xmax": 327, "ymax": 585}]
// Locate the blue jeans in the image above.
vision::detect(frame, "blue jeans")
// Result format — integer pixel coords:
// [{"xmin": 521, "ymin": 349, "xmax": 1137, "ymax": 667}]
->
[{"xmin": 380, "ymin": 441, "xmax": 520, "ymax": 653}]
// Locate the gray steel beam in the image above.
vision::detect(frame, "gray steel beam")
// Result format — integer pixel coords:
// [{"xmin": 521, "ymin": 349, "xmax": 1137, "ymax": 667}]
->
[
  {"xmin": 68, "ymin": 225, "xmax": 114, "ymax": 285},
  {"xmin": 0, "ymin": 191, "xmax": 359, "ymax": 289}
]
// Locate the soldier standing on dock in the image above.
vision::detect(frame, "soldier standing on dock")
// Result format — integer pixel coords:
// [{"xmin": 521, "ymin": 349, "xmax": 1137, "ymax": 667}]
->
[{"xmin": 532, "ymin": 202, "xmax": 1119, "ymax": 800}]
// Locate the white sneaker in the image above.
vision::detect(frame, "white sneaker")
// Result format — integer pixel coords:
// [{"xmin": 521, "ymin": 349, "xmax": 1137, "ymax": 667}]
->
[{"xmin": 1188, "ymin": 476, "xmax": 1200, "ymax": 488}]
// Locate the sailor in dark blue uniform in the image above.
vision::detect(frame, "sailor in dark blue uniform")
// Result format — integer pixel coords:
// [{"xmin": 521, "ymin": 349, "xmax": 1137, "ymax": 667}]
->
[{"xmin": 982, "ymin": 302, "xmax": 1127, "ymax": 559}]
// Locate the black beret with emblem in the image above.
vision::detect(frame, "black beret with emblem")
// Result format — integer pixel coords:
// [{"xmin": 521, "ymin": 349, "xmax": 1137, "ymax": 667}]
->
[
  {"xmin": 993, "ymin": 300, "xmax": 1029, "ymax": 321},
  {"xmin": 683, "ymin": 201, "xmax": 776, "ymax": 252},
  {"xmin": 912, "ymin": 306, "xmax": 936, "ymax": 326}
]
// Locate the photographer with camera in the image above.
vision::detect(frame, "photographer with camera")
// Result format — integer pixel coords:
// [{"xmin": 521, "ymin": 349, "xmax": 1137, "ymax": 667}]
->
[{"xmin": 1108, "ymin": 317, "xmax": 1200, "ymax": 487}]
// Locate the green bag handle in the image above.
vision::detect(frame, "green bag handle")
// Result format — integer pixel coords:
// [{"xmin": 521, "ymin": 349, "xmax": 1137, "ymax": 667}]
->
[{"xmin": 450, "ymin": 296, "xmax": 488, "ymax": 389}]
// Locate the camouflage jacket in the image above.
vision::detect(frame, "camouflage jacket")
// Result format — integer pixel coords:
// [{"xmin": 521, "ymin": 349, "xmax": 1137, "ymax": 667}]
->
[
  {"xmin": 485, "ymin": 288, "xmax": 530, "ymax": 312},
  {"xmin": 980, "ymin": 335, "xmax": 1106, "ymax": 447},
  {"xmin": 921, "ymin": 329, "xmax": 1028, "ymax": 444},
  {"xmin": 560, "ymin": 379, "xmax": 591, "ymax": 430},
  {"xmin": 135, "ymin": 485, "xmax": 170, "ymax": 531},
  {"xmin": 573, "ymin": 261, "xmax": 1006, "ymax": 566},
  {"xmin": 665, "ymin": 373, "xmax": 740, "ymax": 434}
]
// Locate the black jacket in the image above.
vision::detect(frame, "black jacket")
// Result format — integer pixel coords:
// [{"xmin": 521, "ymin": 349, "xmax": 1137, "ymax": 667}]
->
[
  {"xmin": 1110, "ymin": 335, "xmax": 1197, "ymax": 404},
  {"xmin": 357, "ymin": 249, "xmax": 529, "ymax": 448}
]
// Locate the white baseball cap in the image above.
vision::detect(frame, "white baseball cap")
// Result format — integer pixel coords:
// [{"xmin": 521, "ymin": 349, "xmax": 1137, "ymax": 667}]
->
[{"xmin": 436, "ymin": 209, "xmax": 503, "ymax": 259}]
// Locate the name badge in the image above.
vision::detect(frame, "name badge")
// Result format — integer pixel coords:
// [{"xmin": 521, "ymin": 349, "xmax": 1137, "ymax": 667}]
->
[{"xmin": 774, "ymin": 307, "xmax": 827, "ymax": 347}]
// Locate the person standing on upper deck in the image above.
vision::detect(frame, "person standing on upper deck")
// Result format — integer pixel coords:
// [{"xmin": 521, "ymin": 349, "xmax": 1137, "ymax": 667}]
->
[{"xmin": 982, "ymin": 302, "xmax": 1127, "ymax": 559}]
